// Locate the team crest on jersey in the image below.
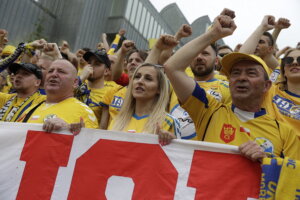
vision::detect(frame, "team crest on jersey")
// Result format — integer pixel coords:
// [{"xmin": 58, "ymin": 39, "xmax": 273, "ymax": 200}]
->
[
  {"xmin": 254, "ymin": 137, "xmax": 274, "ymax": 154},
  {"xmin": 220, "ymin": 124, "xmax": 236, "ymax": 143},
  {"xmin": 273, "ymin": 95, "xmax": 300, "ymax": 120},
  {"xmin": 43, "ymin": 114, "xmax": 57, "ymax": 122}
]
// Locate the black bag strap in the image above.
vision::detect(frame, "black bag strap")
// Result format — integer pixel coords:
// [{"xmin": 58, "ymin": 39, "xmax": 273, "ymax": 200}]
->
[{"xmin": 22, "ymin": 101, "xmax": 44, "ymax": 123}]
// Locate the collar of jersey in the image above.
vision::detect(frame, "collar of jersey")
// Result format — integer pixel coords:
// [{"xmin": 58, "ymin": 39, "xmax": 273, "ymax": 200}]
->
[
  {"xmin": 133, "ymin": 114, "xmax": 149, "ymax": 120},
  {"xmin": 285, "ymin": 90, "xmax": 300, "ymax": 98},
  {"xmin": 231, "ymin": 105, "xmax": 266, "ymax": 122}
]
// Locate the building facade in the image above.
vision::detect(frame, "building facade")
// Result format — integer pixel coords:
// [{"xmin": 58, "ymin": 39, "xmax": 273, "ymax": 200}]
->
[{"xmin": 0, "ymin": 0, "xmax": 221, "ymax": 51}]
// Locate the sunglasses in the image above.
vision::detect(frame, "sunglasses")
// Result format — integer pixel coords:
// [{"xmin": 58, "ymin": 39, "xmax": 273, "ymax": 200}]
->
[{"xmin": 283, "ymin": 56, "xmax": 300, "ymax": 65}]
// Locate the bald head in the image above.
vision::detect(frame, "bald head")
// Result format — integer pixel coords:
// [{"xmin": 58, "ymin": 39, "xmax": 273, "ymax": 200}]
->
[{"xmin": 45, "ymin": 59, "xmax": 78, "ymax": 103}]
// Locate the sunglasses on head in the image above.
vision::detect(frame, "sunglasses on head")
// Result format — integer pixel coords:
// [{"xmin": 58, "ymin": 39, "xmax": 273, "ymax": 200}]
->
[
  {"xmin": 283, "ymin": 56, "xmax": 300, "ymax": 65},
  {"xmin": 140, "ymin": 63, "xmax": 163, "ymax": 68}
]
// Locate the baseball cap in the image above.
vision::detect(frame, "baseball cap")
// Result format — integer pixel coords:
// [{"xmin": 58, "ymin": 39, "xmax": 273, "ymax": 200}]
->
[
  {"xmin": 2, "ymin": 45, "xmax": 16, "ymax": 56},
  {"xmin": 9, "ymin": 63, "xmax": 43, "ymax": 80},
  {"xmin": 221, "ymin": 52, "xmax": 270, "ymax": 77},
  {"xmin": 83, "ymin": 49, "xmax": 111, "ymax": 68}
]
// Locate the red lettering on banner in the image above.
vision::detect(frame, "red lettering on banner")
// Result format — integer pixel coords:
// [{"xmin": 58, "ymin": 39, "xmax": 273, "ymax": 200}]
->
[
  {"xmin": 16, "ymin": 130, "xmax": 74, "ymax": 200},
  {"xmin": 67, "ymin": 139, "xmax": 178, "ymax": 199},
  {"xmin": 187, "ymin": 150, "xmax": 261, "ymax": 200}
]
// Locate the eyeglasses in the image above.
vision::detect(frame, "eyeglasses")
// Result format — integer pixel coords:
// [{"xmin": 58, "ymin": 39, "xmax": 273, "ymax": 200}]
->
[{"xmin": 283, "ymin": 56, "xmax": 300, "ymax": 65}]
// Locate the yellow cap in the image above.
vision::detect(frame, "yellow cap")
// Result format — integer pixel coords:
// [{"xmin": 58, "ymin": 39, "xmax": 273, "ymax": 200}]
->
[
  {"xmin": 2, "ymin": 45, "xmax": 16, "ymax": 56},
  {"xmin": 221, "ymin": 52, "xmax": 269, "ymax": 77}
]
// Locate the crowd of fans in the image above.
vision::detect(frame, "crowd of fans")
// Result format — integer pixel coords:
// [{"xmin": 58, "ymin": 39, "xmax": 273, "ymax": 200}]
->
[{"xmin": 0, "ymin": 8, "xmax": 299, "ymax": 161}]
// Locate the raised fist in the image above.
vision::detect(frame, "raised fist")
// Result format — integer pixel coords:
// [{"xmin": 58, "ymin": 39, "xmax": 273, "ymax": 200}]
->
[
  {"xmin": 176, "ymin": 24, "xmax": 192, "ymax": 39},
  {"xmin": 209, "ymin": 15, "xmax": 237, "ymax": 40},
  {"xmin": 29, "ymin": 39, "xmax": 47, "ymax": 49},
  {"xmin": 121, "ymin": 40, "xmax": 135, "ymax": 53},
  {"xmin": 118, "ymin": 29, "xmax": 126, "ymax": 36},
  {"xmin": 43, "ymin": 43, "xmax": 62, "ymax": 59},
  {"xmin": 0, "ymin": 29, "xmax": 8, "ymax": 47},
  {"xmin": 220, "ymin": 8, "xmax": 235, "ymax": 19},
  {"xmin": 155, "ymin": 35, "xmax": 178, "ymax": 50},
  {"xmin": 261, "ymin": 15, "xmax": 276, "ymax": 31},
  {"xmin": 275, "ymin": 18, "xmax": 291, "ymax": 29},
  {"xmin": 60, "ymin": 40, "xmax": 70, "ymax": 54}
]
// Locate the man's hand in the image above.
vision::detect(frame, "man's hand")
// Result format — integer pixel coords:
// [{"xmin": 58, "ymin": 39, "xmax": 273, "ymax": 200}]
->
[
  {"xmin": 220, "ymin": 8, "xmax": 235, "ymax": 19},
  {"xmin": 120, "ymin": 40, "xmax": 135, "ymax": 54},
  {"xmin": 42, "ymin": 43, "xmax": 62, "ymax": 59},
  {"xmin": 275, "ymin": 18, "xmax": 291, "ymax": 30},
  {"xmin": 209, "ymin": 15, "xmax": 237, "ymax": 41},
  {"xmin": 60, "ymin": 40, "xmax": 71, "ymax": 54},
  {"xmin": 260, "ymin": 15, "xmax": 276, "ymax": 31},
  {"xmin": 176, "ymin": 24, "xmax": 192, "ymax": 40},
  {"xmin": 239, "ymin": 141, "xmax": 267, "ymax": 162},
  {"xmin": 29, "ymin": 39, "xmax": 47, "ymax": 49},
  {"xmin": 156, "ymin": 123, "xmax": 176, "ymax": 146},
  {"xmin": 80, "ymin": 65, "xmax": 93, "ymax": 81},
  {"xmin": 118, "ymin": 29, "xmax": 126, "ymax": 36},
  {"xmin": 69, "ymin": 117, "xmax": 85, "ymax": 135},
  {"xmin": 0, "ymin": 29, "xmax": 8, "ymax": 47},
  {"xmin": 43, "ymin": 118, "xmax": 69, "ymax": 133},
  {"xmin": 155, "ymin": 35, "xmax": 178, "ymax": 50}
]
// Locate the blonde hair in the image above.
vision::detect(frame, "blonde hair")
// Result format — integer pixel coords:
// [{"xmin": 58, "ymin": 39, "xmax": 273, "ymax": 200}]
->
[
  {"xmin": 112, "ymin": 64, "xmax": 169, "ymax": 134},
  {"xmin": 277, "ymin": 48, "xmax": 300, "ymax": 90}
]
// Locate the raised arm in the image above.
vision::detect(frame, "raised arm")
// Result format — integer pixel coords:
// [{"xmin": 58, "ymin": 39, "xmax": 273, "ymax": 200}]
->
[
  {"xmin": 165, "ymin": 15, "xmax": 236, "ymax": 103},
  {"xmin": 239, "ymin": 15, "xmax": 275, "ymax": 54},
  {"xmin": 157, "ymin": 24, "xmax": 192, "ymax": 65},
  {"xmin": 145, "ymin": 35, "xmax": 178, "ymax": 64},
  {"xmin": 272, "ymin": 18, "xmax": 290, "ymax": 45},
  {"xmin": 111, "ymin": 40, "xmax": 135, "ymax": 81},
  {"xmin": 100, "ymin": 33, "xmax": 110, "ymax": 52}
]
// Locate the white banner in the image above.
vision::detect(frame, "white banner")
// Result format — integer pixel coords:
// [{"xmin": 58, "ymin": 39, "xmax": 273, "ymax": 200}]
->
[{"xmin": 0, "ymin": 122, "xmax": 261, "ymax": 200}]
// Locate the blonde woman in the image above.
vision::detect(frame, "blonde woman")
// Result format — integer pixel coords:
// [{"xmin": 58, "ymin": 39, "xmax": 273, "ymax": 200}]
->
[
  {"xmin": 264, "ymin": 48, "xmax": 300, "ymax": 137},
  {"xmin": 108, "ymin": 63, "xmax": 180, "ymax": 144}
]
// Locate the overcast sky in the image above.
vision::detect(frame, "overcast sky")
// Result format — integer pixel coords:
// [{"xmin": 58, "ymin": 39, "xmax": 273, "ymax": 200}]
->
[{"xmin": 149, "ymin": 0, "xmax": 300, "ymax": 49}]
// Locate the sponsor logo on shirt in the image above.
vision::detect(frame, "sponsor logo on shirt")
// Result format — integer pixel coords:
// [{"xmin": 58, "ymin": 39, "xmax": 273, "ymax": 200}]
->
[
  {"xmin": 273, "ymin": 95, "xmax": 300, "ymax": 120},
  {"xmin": 207, "ymin": 89, "xmax": 222, "ymax": 102},
  {"xmin": 220, "ymin": 124, "xmax": 236, "ymax": 143}
]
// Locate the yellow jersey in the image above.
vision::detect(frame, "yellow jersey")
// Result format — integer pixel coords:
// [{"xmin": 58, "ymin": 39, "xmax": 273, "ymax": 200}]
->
[
  {"xmin": 181, "ymin": 83, "xmax": 300, "ymax": 159},
  {"xmin": 76, "ymin": 81, "xmax": 117, "ymax": 123},
  {"xmin": 169, "ymin": 78, "xmax": 231, "ymax": 140},
  {"xmin": 27, "ymin": 97, "xmax": 98, "ymax": 128},
  {"xmin": 108, "ymin": 113, "xmax": 181, "ymax": 138},
  {"xmin": 264, "ymin": 84, "xmax": 300, "ymax": 137},
  {"xmin": 101, "ymin": 86, "xmax": 127, "ymax": 121},
  {"xmin": 0, "ymin": 92, "xmax": 45, "ymax": 122}
]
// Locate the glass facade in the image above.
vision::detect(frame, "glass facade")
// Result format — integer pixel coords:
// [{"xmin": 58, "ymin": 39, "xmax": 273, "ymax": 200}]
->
[{"xmin": 124, "ymin": 0, "xmax": 171, "ymax": 40}]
